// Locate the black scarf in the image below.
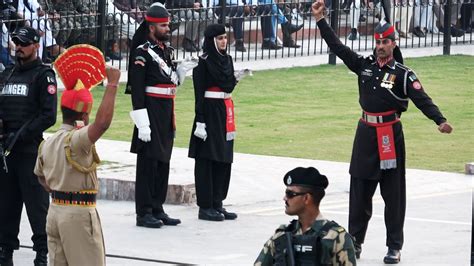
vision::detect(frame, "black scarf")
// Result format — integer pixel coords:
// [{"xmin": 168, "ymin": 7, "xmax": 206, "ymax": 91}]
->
[{"xmin": 202, "ymin": 36, "xmax": 236, "ymax": 91}]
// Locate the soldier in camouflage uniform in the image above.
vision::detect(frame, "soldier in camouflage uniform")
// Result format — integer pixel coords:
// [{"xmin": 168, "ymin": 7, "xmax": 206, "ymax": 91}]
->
[
  {"xmin": 51, "ymin": 0, "xmax": 82, "ymax": 46},
  {"xmin": 73, "ymin": 0, "xmax": 97, "ymax": 44},
  {"xmin": 255, "ymin": 167, "xmax": 357, "ymax": 266}
]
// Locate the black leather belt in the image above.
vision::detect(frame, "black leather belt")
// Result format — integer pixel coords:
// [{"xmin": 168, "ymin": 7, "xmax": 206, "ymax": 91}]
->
[{"xmin": 51, "ymin": 190, "xmax": 97, "ymax": 206}]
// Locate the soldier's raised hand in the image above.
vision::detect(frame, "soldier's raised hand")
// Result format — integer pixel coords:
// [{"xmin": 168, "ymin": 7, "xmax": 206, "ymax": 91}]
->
[
  {"xmin": 105, "ymin": 66, "xmax": 120, "ymax": 86},
  {"xmin": 312, "ymin": 0, "xmax": 326, "ymax": 20}
]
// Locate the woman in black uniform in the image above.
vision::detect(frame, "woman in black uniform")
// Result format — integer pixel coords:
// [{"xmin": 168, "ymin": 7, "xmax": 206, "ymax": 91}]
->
[{"xmin": 188, "ymin": 24, "xmax": 238, "ymax": 222}]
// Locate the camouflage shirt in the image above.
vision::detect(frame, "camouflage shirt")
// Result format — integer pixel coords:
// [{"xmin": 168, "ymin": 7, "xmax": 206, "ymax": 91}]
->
[{"xmin": 254, "ymin": 215, "xmax": 357, "ymax": 266}]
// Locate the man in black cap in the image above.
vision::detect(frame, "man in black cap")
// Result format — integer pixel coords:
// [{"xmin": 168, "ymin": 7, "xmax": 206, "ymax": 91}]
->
[
  {"xmin": 0, "ymin": 26, "xmax": 57, "ymax": 266},
  {"xmin": 255, "ymin": 167, "xmax": 357, "ymax": 265},
  {"xmin": 312, "ymin": 1, "xmax": 453, "ymax": 264},
  {"xmin": 128, "ymin": 2, "xmax": 196, "ymax": 228}
]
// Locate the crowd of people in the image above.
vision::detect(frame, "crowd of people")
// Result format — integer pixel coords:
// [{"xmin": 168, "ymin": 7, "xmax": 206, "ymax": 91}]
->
[
  {"xmin": 0, "ymin": 0, "xmax": 471, "ymax": 70},
  {"xmin": 0, "ymin": 0, "xmax": 458, "ymax": 265}
]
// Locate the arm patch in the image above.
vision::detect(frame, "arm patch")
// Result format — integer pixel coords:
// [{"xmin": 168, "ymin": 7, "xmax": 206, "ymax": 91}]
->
[{"xmin": 134, "ymin": 55, "xmax": 146, "ymax": 67}]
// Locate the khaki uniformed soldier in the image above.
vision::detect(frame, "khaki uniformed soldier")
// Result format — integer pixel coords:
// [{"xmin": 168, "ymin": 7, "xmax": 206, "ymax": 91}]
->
[
  {"xmin": 34, "ymin": 46, "xmax": 120, "ymax": 265},
  {"xmin": 255, "ymin": 167, "xmax": 357, "ymax": 266}
]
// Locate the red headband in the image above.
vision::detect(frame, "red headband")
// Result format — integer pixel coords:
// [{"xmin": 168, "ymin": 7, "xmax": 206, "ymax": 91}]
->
[{"xmin": 145, "ymin": 15, "xmax": 169, "ymax": 23}]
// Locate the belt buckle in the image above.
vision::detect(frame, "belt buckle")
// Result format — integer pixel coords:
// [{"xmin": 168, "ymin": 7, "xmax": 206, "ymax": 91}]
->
[{"xmin": 367, "ymin": 115, "xmax": 378, "ymax": 124}]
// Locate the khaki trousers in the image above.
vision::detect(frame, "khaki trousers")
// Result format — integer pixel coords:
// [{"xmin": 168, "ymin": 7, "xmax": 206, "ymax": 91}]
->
[{"xmin": 46, "ymin": 204, "xmax": 105, "ymax": 266}]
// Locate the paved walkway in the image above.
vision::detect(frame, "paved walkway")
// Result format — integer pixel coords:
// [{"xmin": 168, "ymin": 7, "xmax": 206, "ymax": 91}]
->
[{"xmin": 14, "ymin": 45, "xmax": 474, "ymax": 265}]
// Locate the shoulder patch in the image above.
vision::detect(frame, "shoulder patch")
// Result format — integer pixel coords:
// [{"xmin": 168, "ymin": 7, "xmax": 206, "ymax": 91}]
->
[{"xmin": 134, "ymin": 55, "xmax": 146, "ymax": 67}]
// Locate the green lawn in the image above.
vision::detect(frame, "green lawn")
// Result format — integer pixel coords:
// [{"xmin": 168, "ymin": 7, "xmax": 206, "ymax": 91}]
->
[{"xmin": 49, "ymin": 55, "xmax": 474, "ymax": 173}]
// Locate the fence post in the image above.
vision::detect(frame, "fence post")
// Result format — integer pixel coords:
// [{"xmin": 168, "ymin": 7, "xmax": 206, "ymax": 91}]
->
[
  {"xmin": 219, "ymin": 0, "xmax": 226, "ymax": 25},
  {"xmin": 443, "ymin": 0, "xmax": 452, "ymax": 55},
  {"xmin": 329, "ymin": 0, "xmax": 340, "ymax": 65},
  {"xmin": 96, "ymin": 0, "xmax": 107, "ymax": 56}
]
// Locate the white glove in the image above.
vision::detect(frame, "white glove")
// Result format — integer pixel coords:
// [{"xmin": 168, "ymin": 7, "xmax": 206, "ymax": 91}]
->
[
  {"xmin": 193, "ymin": 122, "xmax": 207, "ymax": 141},
  {"xmin": 234, "ymin": 68, "xmax": 253, "ymax": 81},
  {"xmin": 176, "ymin": 56, "xmax": 199, "ymax": 85},
  {"xmin": 130, "ymin": 109, "xmax": 151, "ymax": 142}
]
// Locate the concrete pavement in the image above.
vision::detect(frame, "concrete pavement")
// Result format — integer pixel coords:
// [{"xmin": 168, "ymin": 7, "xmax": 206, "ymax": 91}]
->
[{"xmin": 13, "ymin": 45, "xmax": 474, "ymax": 265}]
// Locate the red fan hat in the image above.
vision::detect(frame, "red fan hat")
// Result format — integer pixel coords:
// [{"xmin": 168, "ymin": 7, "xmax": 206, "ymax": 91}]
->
[{"xmin": 54, "ymin": 44, "xmax": 106, "ymax": 113}]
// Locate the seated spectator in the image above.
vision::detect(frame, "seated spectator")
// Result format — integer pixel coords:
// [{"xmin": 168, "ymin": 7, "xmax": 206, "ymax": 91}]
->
[
  {"xmin": 211, "ymin": 0, "xmax": 253, "ymax": 52},
  {"xmin": 413, "ymin": 0, "xmax": 438, "ymax": 37},
  {"xmin": 73, "ymin": 0, "xmax": 98, "ymax": 44},
  {"xmin": 394, "ymin": 0, "xmax": 414, "ymax": 38},
  {"xmin": 433, "ymin": 0, "xmax": 465, "ymax": 37},
  {"xmin": 257, "ymin": 0, "xmax": 303, "ymax": 50},
  {"xmin": 168, "ymin": 0, "xmax": 215, "ymax": 52},
  {"xmin": 460, "ymin": 0, "xmax": 472, "ymax": 33}
]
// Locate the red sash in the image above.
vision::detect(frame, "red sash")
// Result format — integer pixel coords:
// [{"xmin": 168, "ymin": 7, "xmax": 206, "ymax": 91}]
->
[
  {"xmin": 361, "ymin": 110, "xmax": 399, "ymax": 170},
  {"xmin": 208, "ymin": 87, "xmax": 236, "ymax": 141}
]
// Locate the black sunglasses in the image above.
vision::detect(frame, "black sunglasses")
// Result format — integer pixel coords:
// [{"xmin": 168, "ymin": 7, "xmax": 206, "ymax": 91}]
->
[
  {"xmin": 285, "ymin": 189, "xmax": 309, "ymax": 199},
  {"xmin": 13, "ymin": 40, "xmax": 33, "ymax": 47}
]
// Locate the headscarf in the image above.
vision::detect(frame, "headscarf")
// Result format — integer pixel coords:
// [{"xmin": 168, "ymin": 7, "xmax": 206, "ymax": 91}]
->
[{"xmin": 202, "ymin": 24, "xmax": 236, "ymax": 90}]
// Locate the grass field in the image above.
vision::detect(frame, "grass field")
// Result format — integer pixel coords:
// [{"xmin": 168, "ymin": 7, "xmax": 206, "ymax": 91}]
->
[{"xmin": 48, "ymin": 55, "xmax": 474, "ymax": 173}]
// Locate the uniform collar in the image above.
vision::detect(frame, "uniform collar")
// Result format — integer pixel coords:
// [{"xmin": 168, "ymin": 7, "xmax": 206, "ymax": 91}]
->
[
  {"xmin": 374, "ymin": 57, "xmax": 396, "ymax": 70},
  {"xmin": 16, "ymin": 58, "xmax": 42, "ymax": 71}
]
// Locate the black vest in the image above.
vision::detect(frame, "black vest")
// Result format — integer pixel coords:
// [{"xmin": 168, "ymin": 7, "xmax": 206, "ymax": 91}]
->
[{"xmin": 0, "ymin": 60, "xmax": 52, "ymax": 132}]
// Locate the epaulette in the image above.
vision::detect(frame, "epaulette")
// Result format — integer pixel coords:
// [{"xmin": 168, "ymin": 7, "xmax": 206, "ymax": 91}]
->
[
  {"xmin": 365, "ymin": 54, "xmax": 376, "ymax": 62},
  {"xmin": 199, "ymin": 53, "xmax": 209, "ymax": 60},
  {"xmin": 137, "ymin": 42, "xmax": 150, "ymax": 51},
  {"xmin": 395, "ymin": 61, "xmax": 412, "ymax": 72}
]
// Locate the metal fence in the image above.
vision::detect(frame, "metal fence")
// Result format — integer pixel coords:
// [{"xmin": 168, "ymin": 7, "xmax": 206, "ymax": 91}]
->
[{"xmin": 1, "ymin": 0, "xmax": 472, "ymax": 70}]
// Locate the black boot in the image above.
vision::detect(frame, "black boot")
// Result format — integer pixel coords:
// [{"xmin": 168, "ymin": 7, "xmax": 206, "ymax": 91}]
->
[
  {"xmin": 354, "ymin": 242, "xmax": 362, "ymax": 259},
  {"xmin": 235, "ymin": 39, "xmax": 246, "ymax": 52},
  {"xmin": 282, "ymin": 22, "xmax": 303, "ymax": 35},
  {"xmin": 34, "ymin": 250, "xmax": 48, "ymax": 266},
  {"xmin": 153, "ymin": 212, "xmax": 181, "ymax": 226},
  {"xmin": 282, "ymin": 22, "xmax": 301, "ymax": 48},
  {"xmin": 182, "ymin": 38, "xmax": 198, "ymax": 52},
  {"xmin": 136, "ymin": 213, "xmax": 164, "ymax": 228},
  {"xmin": 261, "ymin": 40, "xmax": 282, "ymax": 50},
  {"xmin": 0, "ymin": 247, "xmax": 13, "ymax": 266},
  {"xmin": 216, "ymin": 207, "xmax": 237, "ymax": 220},
  {"xmin": 198, "ymin": 208, "xmax": 224, "ymax": 221},
  {"xmin": 383, "ymin": 248, "xmax": 401, "ymax": 264}
]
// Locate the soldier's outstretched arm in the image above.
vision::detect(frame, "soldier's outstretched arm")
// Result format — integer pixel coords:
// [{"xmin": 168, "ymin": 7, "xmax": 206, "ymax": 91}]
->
[{"xmin": 88, "ymin": 67, "xmax": 120, "ymax": 143}]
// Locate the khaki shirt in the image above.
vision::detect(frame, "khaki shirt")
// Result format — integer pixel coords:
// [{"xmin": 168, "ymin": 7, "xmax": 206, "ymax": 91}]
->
[{"xmin": 34, "ymin": 124, "xmax": 99, "ymax": 192}]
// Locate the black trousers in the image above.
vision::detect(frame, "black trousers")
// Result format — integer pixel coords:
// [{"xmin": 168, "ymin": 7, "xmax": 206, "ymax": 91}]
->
[
  {"xmin": 194, "ymin": 158, "xmax": 231, "ymax": 209},
  {"xmin": 135, "ymin": 153, "xmax": 170, "ymax": 216},
  {"xmin": 349, "ymin": 173, "xmax": 406, "ymax": 250},
  {"xmin": 0, "ymin": 151, "xmax": 49, "ymax": 252}
]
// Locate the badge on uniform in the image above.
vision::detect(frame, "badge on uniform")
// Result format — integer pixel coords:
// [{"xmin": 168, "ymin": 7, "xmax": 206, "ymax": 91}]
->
[{"xmin": 381, "ymin": 73, "xmax": 396, "ymax": 89}]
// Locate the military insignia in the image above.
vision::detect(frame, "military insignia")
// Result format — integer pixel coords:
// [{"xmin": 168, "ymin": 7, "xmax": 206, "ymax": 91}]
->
[
  {"xmin": 134, "ymin": 60, "xmax": 145, "ymax": 67},
  {"xmin": 413, "ymin": 81, "xmax": 422, "ymax": 90},
  {"xmin": 382, "ymin": 135, "xmax": 390, "ymax": 145},
  {"xmin": 381, "ymin": 73, "xmax": 395, "ymax": 89},
  {"xmin": 408, "ymin": 74, "xmax": 418, "ymax": 82},
  {"xmin": 361, "ymin": 69, "xmax": 373, "ymax": 77},
  {"xmin": 287, "ymin": 176, "xmax": 292, "ymax": 185},
  {"xmin": 47, "ymin": 84, "xmax": 56, "ymax": 95}
]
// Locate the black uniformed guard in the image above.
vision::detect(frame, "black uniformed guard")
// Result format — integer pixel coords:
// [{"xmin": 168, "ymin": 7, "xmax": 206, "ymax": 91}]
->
[
  {"xmin": 311, "ymin": 1, "xmax": 453, "ymax": 264},
  {"xmin": 255, "ymin": 167, "xmax": 357, "ymax": 265},
  {"xmin": 188, "ymin": 24, "xmax": 238, "ymax": 222},
  {"xmin": 0, "ymin": 26, "xmax": 57, "ymax": 266},
  {"xmin": 128, "ymin": 2, "xmax": 187, "ymax": 228}
]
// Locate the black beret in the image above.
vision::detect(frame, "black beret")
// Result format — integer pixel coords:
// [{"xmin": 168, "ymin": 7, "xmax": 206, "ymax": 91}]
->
[
  {"xmin": 145, "ymin": 2, "xmax": 170, "ymax": 23},
  {"xmin": 204, "ymin": 24, "xmax": 226, "ymax": 39},
  {"xmin": 374, "ymin": 20, "xmax": 396, "ymax": 40},
  {"xmin": 283, "ymin": 167, "xmax": 329, "ymax": 189}
]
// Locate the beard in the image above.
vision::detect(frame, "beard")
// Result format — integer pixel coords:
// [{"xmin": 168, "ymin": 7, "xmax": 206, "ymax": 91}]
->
[{"xmin": 154, "ymin": 31, "xmax": 170, "ymax": 42}]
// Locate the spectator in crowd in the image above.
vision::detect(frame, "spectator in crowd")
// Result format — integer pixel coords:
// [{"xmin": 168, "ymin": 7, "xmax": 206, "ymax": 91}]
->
[
  {"xmin": 393, "ymin": 0, "xmax": 414, "ymax": 38},
  {"xmin": 433, "ymin": 0, "xmax": 465, "ymax": 37},
  {"xmin": 413, "ymin": 0, "xmax": 438, "ymax": 37},
  {"xmin": 211, "ymin": 0, "xmax": 253, "ymax": 52},
  {"xmin": 17, "ymin": 0, "xmax": 63, "ymax": 62},
  {"xmin": 460, "ymin": 0, "xmax": 472, "ymax": 33},
  {"xmin": 257, "ymin": 0, "xmax": 303, "ymax": 50},
  {"xmin": 73, "ymin": 0, "xmax": 98, "ymax": 44},
  {"xmin": 51, "ymin": 0, "xmax": 82, "ymax": 46},
  {"xmin": 0, "ymin": 22, "xmax": 14, "ymax": 70}
]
